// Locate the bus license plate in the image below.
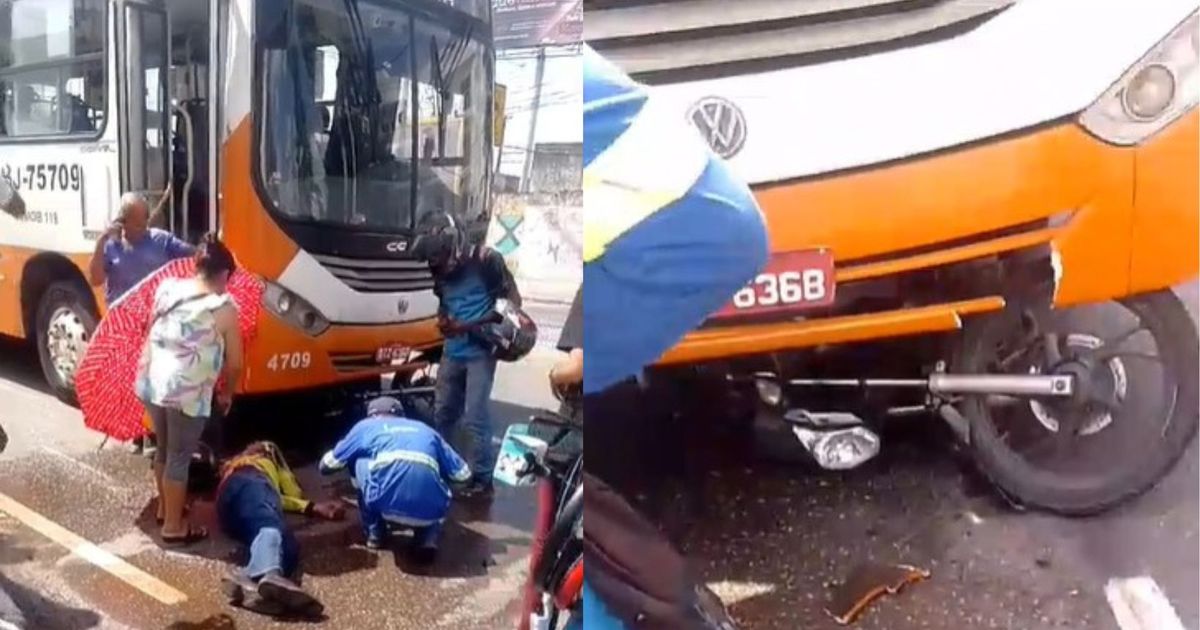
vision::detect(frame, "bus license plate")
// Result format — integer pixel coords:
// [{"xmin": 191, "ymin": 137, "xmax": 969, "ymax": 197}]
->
[
  {"xmin": 375, "ymin": 343, "xmax": 411, "ymax": 365},
  {"xmin": 713, "ymin": 249, "xmax": 836, "ymax": 319}
]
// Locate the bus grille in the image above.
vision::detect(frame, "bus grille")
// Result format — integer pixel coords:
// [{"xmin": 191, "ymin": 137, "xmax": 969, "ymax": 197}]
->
[
  {"xmin": 312, "ymin": 254, "xmax": 435, "ymax": 293},
  {"xmin": 584, "ymin": 0, "xmax": 1014, "ymax": 83},
  {"xmin": 329, "ymin": 352, "xmax": 383, "ymax": 374}
]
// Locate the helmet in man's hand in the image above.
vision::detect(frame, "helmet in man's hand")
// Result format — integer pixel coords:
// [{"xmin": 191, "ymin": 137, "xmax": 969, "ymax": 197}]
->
[
  {"xmin": 475, "ymin": 299, "xmax": 538, "ymax": 362},
  {"xmin": 412, "ymin": 212, "xmax": 468, "ymax": 275}
]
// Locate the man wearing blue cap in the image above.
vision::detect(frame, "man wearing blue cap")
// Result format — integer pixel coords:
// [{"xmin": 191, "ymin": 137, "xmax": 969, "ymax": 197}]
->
[{"xmin": 319, "ymin": 396, "xmax": 472, "ymax": 563}]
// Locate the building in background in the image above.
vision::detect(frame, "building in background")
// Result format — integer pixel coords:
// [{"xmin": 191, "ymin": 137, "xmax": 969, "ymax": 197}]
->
[
  {"xmin": 529, "ymin": 142, "xmax": 582, "ymax": 193},
  {"xmin": 487, "ymin": 0, "xmax": 582, "ymax": 304}
]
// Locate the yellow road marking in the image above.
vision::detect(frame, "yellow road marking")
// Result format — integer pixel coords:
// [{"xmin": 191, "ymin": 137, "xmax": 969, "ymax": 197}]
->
[{"xmin": 0, "ymin": 492, "xmax": 187, "ymax": 605}]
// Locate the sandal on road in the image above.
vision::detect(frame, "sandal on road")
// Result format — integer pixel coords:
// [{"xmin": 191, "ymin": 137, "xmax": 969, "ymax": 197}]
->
[{"xmin": 162, "ymin": 525, "xmax": 208, "ymax": 546}]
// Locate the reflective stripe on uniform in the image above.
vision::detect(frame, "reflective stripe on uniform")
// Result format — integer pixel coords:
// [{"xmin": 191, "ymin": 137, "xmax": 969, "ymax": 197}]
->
[
  {"xmin": 449, "ymin": 463, "xmax": 472, "ymax": 483},
  {"xmin": 371, "ymin": 449, "xmax": 441, "ymax": 474},
  {"xmin": 583, "ymin": 96, "xmax": 712, "ymax": 263},
  {"xmin": 320, "ymin": 451, "xmax": 345, "ymax": 471},
  {"xmin": 370, "ymin": 449, "xmax": 452, "ymax": 497},
  {"xmin": 382, "ymin": 514, "xmax": 442, "ymax": 528}
]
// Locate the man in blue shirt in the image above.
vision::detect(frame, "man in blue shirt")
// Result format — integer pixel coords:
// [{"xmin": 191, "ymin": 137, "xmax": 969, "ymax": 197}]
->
[
  {"xmin": 319, "ymin": 396, "xmax": 471, "ymax": 562},
  {"xmin": 580, "ymin": 43, "xmax": 768, "ymax": 630},
  {"xmin": 413, "ymin": 212, "xmax": 522, "ymax": 498},
  {"xmin": 88, "ymin": 189, "xmax": 192, "ymax": 306},
  {"xmin": 89, "ymin": 189, "xmax": 190, "ymax": 454}
]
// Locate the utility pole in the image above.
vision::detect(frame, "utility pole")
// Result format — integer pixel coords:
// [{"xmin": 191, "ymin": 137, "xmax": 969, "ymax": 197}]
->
[
  {"xmin": 495, "ymin": 116, "xmax": 507, "ymax": 175},
  {"xmin": 520, "ymin": 46, "xmax": 547, "ymax": 193}
]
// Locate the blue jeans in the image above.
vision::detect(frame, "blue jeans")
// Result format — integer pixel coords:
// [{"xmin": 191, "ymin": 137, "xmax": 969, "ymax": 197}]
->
[
  {"xmin": 217, "ymin": 470, "xmax": 299, "ymax": 580},
  {"xmin": 434, "ymin": 356, "xmax": 498, "ymax": 483},
  {"xmin": 353, "ymin": 459, "xmax": 443, "ymax": 549}
]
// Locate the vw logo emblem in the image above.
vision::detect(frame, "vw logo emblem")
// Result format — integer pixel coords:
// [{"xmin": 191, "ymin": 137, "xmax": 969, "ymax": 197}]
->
[
  {"xmin": 687, "ymin": 96, "xmax": 747, "ymax": 159},
  {"xmin": 396, "ymin": 299, "xmax": 409, "ymax": 316}
]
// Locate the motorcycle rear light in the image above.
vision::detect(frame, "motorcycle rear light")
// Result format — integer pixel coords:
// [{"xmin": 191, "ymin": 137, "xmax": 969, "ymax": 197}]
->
[{"xmin": 554, "ymin": 559, "xmax": 584, "ymax": 610}]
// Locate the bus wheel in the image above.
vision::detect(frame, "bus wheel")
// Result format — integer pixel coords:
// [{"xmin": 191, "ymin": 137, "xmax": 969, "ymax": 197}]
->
[{"xmin": 35, "ymin": 281, "xmax": 98, "ymax": 406}]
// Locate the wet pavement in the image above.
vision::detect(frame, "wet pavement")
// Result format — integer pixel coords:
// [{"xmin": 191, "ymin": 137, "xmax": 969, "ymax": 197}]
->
[
  {"xmin": 0, "ymin": 287, "xmax": 1195, "ymax": 629},
  {"xmin": 632, "ymin": 285, "xmax": 1200, "ymax": 630},
  {"xmin": 646, "ymin": 431, "xmax": 1198, "ymax": 630},
  {"xmin": 0, "ymin": 334, "xmax": 565, "ymax": 629}
]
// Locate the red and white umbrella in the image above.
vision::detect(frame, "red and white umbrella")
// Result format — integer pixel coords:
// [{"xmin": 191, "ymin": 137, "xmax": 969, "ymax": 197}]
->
[{"xmin": 76, "ymin": 258, "xmax": 264, "ymax": 441}]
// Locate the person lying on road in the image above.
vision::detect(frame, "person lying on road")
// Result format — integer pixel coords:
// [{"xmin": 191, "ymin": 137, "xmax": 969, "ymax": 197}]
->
[
  {"xmin": 217, "ymin": 441, "xmax": 344, "ymax": 618},
  {"xmin": 320, "ymin": 396, "xmax": 472, "ymax": 564}
]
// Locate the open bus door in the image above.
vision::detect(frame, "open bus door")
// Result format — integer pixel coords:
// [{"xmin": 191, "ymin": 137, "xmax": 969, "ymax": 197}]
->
[{"xmin": 117, "ymin": 0, "xmax": 172, "ymax": 230}]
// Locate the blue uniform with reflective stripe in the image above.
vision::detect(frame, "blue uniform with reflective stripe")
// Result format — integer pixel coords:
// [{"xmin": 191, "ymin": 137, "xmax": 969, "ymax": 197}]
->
[
  {"xmin": 583, "ymin": 45, "xmax": 769, "ymax": 394},
  {"xmin": 581, "ymin": 45, "xmax": 769, "ymax": 628},
  {"xmin": 321, "ymin": 415, "xmax": 470, "ymax": 526}
]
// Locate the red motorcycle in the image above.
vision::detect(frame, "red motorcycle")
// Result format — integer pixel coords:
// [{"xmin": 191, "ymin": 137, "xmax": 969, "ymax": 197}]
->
[{"xmin": 496, "ymin": 404, "xmax": 583, "ymax": 630}]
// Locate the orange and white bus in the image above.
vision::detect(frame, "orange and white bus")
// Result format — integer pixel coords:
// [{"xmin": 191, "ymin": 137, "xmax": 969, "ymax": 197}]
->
[
  {"xmin": 589, "ymin": 0, "xmax": 1199, "ymax": 513},
  {"xmin": 0, "ymin": 0, "xmax": 494, "ymax": 404}
]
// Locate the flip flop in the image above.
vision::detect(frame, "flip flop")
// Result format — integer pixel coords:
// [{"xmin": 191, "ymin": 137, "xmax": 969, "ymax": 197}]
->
[{"xmin": 162, "ymin": 525, "xmax": 208, "ymax": 546}]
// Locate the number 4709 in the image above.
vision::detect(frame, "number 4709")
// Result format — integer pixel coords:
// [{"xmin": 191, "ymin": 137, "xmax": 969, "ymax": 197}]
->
[{"xmin": 267, "ymin": 351, "xmax": 311, "ymax": 371}]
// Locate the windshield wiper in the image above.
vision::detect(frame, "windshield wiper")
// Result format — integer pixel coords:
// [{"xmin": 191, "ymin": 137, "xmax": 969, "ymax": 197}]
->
[{"xmin": 429, "ymin": 27, "xmax": 473, "ymax": 160}]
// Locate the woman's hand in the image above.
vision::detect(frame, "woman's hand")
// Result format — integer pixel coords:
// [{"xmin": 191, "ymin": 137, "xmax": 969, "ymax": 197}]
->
[{"xmin": 215, "ymin": 389, "xmax": 234, "ymax": 415}]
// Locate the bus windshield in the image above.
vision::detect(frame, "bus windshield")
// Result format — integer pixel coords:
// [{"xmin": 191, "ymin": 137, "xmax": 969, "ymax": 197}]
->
[{"xmin": 256, "ymin": 0, "xmax": 492, "ymax": 233}]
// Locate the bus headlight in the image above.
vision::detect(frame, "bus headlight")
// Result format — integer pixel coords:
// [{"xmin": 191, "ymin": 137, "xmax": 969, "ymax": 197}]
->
[
  {"xmin": 1079, "ymin": 11, "xmax": 1198, "ymax": 145},
  {"xmin": 263, "ymin": 282, "xmax": 330, "ymax": 336}
]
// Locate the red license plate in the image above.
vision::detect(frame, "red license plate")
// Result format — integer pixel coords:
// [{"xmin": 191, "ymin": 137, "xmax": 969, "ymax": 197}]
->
[
  {"xmin": 713, "ymin": 249, "xmax": 836, "ymax": 319},
  {"xmin": 375, "ymin": 343, "xmax": 411, "ymax": 365}
]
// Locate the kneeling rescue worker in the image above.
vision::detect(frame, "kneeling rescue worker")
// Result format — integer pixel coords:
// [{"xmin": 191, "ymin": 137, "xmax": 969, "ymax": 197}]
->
[{"xmin": 320, "ymin": 396, "xmax": 472, "ymax": 563}]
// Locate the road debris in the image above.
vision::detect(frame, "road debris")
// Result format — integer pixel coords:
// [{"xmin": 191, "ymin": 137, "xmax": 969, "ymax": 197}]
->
[{"xmin": 826, "ymin": 561, "xmax": 931, "ymax": 625}]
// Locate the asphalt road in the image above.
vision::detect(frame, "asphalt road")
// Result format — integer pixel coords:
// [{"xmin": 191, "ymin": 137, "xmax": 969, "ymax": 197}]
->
[
  {"xmin": 0, "ymin": 318, "xmax": 568, "ymax": 629},
  {"xmin": 638, "ymin": 284, "xmax": 1200, "ymax": 630},
  {"xmin": 0, "ymin": 287, "xmax": 1195, "ymax": 629}
]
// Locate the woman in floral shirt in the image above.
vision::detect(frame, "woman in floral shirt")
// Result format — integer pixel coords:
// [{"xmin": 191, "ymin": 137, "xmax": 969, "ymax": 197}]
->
[{"xmin": 136, "ymin": 233, "xmax": 244, "ymax": 544}]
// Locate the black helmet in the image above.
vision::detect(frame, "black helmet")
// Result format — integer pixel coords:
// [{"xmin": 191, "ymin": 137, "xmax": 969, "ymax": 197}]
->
[
  {"xmin": 412, "ymin": 212, "xmax": 468, "ymax": 275},
  {"xmin": 475, "ymin": 298, "xmax": 538, "ymax": 362}
]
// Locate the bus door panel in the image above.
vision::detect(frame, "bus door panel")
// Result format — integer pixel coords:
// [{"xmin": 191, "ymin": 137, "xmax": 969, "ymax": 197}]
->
[{"xmin": 117, "ymin": 2, "xmax": 171, "ymax": 230}]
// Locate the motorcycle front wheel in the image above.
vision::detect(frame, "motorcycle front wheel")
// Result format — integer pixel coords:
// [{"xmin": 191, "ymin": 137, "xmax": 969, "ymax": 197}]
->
[{"xmin": 955, "ymin": 290, "xmax": 1199, "ymax": 515}]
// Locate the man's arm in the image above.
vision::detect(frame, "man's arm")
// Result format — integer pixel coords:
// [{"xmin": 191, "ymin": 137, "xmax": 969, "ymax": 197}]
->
[
  {"xmin": 164, "ymin": 233, "xmax": 196, "ymax": 259},
  {"xmin": 557, "ymin": 286, "xmax": 582, "ymax": 352},
  {"xmin": 436, "ymin": 435, "xmax": 472, "ymax": 485},
  {"xmin": 277, "ymin": 468, "xmax": 313, "ymax": 514},
  {"xmin": 278, "ymin": 469, "xmax": 343, "ymax": 520},
  {"xmin": 319, "ymin": 421, "xmax": 367, "ymax": 474},
  {"xmin": 482, "ymin": 248, "xmax": 521, "ymax": 307},
  {"xmin": 87, "ymin": 229, "xmax": 117, "ymax": 287}
]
